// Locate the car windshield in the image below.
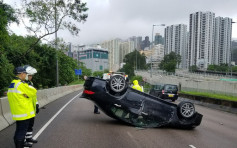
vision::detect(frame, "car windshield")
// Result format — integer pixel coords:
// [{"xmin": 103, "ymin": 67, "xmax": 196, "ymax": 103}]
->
[
  {"xmin": 110, "ymin": 106, "xmax": 161, "ymax": 127},
  {"xmin": 153, "ymin": 85, "xmax": 163, "ymax": 90},
  {"xmin": 164, "ymin": 85, "xmax": 177, "ymax": 91}
]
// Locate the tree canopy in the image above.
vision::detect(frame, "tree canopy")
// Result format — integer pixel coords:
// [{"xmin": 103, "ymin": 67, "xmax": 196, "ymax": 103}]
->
[
  {"xmin": 159, "ymin": 52, "xmax": 181, "ymax": 73},
  {"xmin": 14, "ymin": 0, "xmax": 88, "ymax": 59},
  {"xmin": 119, "ymin": 50, "xmax": 147, "ymax": 78},
  {"xmin": 0, "ymin": 0, "xmax": 91, "ymax": 96}
]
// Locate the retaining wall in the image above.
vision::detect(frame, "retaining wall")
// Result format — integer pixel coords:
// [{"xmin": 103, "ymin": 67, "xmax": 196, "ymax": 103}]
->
[
  {"xmin": 0, "ymin": 84, "xmax": 83, "ymax": 132},
  {"xmin": 137, "ymin": 71, "xmax": 237, "ymax": 97}
]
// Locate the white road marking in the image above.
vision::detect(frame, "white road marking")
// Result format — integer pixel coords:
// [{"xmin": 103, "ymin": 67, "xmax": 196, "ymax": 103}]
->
[
  {"xmin": 189, "ymin": 145, "xmax": 196, "ymax": 148},
  {"xmin": 127, "ymin": 131, "xmax": 133, "ymax": 138},
  {"xmin": 127, "ymin": 131, "xmax": 140, "ymax": 147},
  {"xmin": 33, "ymin": 92, "xmax": 81, "ymax": 139}
]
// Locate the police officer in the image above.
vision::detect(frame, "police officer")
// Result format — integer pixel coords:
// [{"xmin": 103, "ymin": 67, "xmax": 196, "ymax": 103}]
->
[
  {"xmin": 24, "ymin": 66, "xmax": 39, "ymax": 146},
  {"xmin": 132, "ymin": 80, "xmax": 143, "ymax": 92},
  {"xmin": 7, "ymin": 66, "xmax": 37, "ymax": 148}
]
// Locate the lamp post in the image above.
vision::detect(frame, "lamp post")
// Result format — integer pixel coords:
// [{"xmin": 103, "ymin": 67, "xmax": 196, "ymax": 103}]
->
[
  {"xmin": 54, "ymin": 0, "xmax": 59, "ymax": 86},
  {"xmin": 150, "ymin": 24, "xmax": 165, "ymax": 78},
  {"xmin": 230, "ymin": 21, "xmax": 236, "ymax": 78}
]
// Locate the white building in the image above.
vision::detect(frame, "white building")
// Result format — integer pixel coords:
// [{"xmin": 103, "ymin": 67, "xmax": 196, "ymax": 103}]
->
[
  {"xmin": 164, "ymin": 24, "xmax": 188, "ymax": 69},
  {"xmin": 119, "ymin": 40, "xmax": 135, "ymax": 64},
  {"xmin": 214, "ymin": 17, "xmax": 232, "ymax": 65},
  {"xmin": 101, "ymin": 39, "xmax": 121, "ymax": 72},
  {"xmin": 188, "ymin": 11, "xmax": 215, "ymax": 69},
  {"xmin": 140, "ymin": 44, "xmax": 164, "ymax": 69}
]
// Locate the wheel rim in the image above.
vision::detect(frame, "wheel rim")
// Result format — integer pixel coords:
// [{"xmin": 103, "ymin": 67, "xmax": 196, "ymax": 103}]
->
[
  {"xmin": 181, "ymin": 103, "xmax": 195, "ymax": 118},
  {"xmin": 111, "ymin": 76, "xmax": 126, "ymax": 92}
]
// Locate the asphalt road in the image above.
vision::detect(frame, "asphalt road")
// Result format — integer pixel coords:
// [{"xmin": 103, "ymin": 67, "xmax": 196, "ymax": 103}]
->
[{"xmin": 0, "ymin": 90, "xmax": 237, "ymax": 148}]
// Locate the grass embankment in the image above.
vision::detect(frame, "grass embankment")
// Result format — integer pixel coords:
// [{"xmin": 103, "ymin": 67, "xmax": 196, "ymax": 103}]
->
[
  {"xmin": 69, "ymin": 79, "xmax": 85, "ymax": 85},
  {"xmin": 181, "ymin": 91, "xmax": 237, "ymax": 102}
]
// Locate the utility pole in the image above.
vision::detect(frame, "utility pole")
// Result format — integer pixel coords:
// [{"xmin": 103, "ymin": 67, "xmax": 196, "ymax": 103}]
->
[
  {"xmin": 136, "ymin": 49, "xmax": 137, "ymax": 70},
  {"xmin": 230, "ymin": 21, "xmax": 236, "ymax": 78},
  {"xmin": 150, "ymin": 24, "xmax": 165, "ymax": 78},
  {"xmin": 55, "ymin": 0, "xmax": 59, "ymax": 86}
]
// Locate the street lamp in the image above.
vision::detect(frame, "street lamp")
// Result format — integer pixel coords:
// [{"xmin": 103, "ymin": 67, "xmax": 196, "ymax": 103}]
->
[
  {"xmin": 54, "ymin": 0, "xmax": 59, "ymax": 86},
  {"xmin": 230, "ymin": 21, "xmax": 236, "ymax": 78},
  {"xmin": 150, "ymin": 24, "xmax": 165, "ymax": 78}
]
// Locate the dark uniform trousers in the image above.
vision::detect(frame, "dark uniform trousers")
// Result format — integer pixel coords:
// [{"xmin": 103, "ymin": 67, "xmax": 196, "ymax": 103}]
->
[
  {"xmin": 26, "ymin": 117, "xmax": 35, "ymax": 140},
  {"xmin": 14, "ymin": 118, "xmax": 31, "ymax": 142},
  {"xmin": 94, "ymin": 105, "xmax": 99, "ymax": 113}
]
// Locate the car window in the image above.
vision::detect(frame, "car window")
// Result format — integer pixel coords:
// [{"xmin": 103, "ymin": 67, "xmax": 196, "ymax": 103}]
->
[
  {"xmin": 153, "ymin": 85, "xmax": 163, "ymax": 90},
  {"xmin": 164, "ymin": 85, "xmax": 177, "ymax": 91},
  {"xmin": 110, "ymin": 106, "xmax": 160, "ymax": 127}
]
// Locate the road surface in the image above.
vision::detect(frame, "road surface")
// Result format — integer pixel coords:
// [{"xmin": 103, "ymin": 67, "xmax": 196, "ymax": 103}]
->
[{"xmin": 0, "ymin": 90, "xmax": 237, "ymax": 148}]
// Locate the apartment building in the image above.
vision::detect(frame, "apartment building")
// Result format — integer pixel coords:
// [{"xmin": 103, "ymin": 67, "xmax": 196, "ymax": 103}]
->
[
  {"xmin": 188, "ymin": 11, "xmax": 215, "ymax": 69},
  {"xmin": 164, "ymin": 24, "xmax": 188, "ymax": 68}
]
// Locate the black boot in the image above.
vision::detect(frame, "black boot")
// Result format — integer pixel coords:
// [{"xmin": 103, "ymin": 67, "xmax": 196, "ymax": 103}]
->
[
  {"xmin": 26, "ymin": 138, "xmax": 38, "ymax": 143},
  {"xmin": 14, "ymin": 140, "xmax": 24, "ymax": 148},
  {"xmin": 23, "ymin": 141, "xmax": 32, "ymax": 147}
]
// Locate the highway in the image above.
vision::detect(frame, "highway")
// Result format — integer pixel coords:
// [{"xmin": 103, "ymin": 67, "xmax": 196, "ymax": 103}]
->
[{"xmin": 0, "ymin": 90, "xmax": 237, "ymax": 148}]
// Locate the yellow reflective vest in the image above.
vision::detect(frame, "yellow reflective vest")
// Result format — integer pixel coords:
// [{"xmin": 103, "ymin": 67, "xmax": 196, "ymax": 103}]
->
[
  {"xmin": 132, "ymin": 80, "xmax": 143, "ymax": 92},
  {"xmin": 7, "ymin": 78, "xmax": 37, "ymax": 121}
]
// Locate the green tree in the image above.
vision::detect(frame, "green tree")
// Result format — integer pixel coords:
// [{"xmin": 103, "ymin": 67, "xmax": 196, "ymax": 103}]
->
[
  {"xmin": 93, "ymin": 71, "xmax": 104, "ymax": 78},
  {"xmin": 120, "ymin": 50, "xmax": 147, "ymax": 78},
  {"xmin": 207, "ymin": 64, "xmax": 228, "ymax": 72},
  {"xmin": 159, "ymin": 52, "xmax": 181, "ymax": 73},
  {"xmin": 189, "ymin": 65, "xmax": 198, "ymax": 72},
  {"xmin": 0, "ymin": 1, "xmax": 18, "ymax": 95},
  {"xmin": 131, "ymin": 75, "xmax": 143, "ymax": 83},
  {"xmin": 16, "ymin": 0, "xmax": 88, "ymax": 58},
  {"xmin": 58, "ymin": 51, "xmax": 77, "ymax": 85},
  {"xmin": 79, "ymin": 62, "xmax": 92, "ymax": 78}
]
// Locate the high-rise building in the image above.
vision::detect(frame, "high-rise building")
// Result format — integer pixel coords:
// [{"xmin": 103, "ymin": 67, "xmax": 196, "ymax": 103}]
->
[
  {"xmin": 101, "ymin": 39, "xmax": 121, "ymax": 71},
  {"xmin": 140, "ymin": 44, "xmax": 164, "ymax": 69},
  {"xmin": 154, "ymin": 33, "xmax": 164, "ymax": 45},
  {"xmin": 141, "ymin": 36, "xmax": 150, "ymax": 50},
  {"xmin": 214, "ymin": 17, "xmax": 232, "ymax": 65},
  {"xmin": 129, "ymin": 36, "xmax": 140, "ymax": 50},
  {"xmin": 136, "ymin": 36, "xmax": 142, "ymax": 50},
  {"xmin": 164, "ymin": 24, "xmax": 188, "ymax": 68},
  {"xmin": 188, "ymin": 11, "xmax": 215, "ymax": 69},
  {"xmin": 119, "ymin": 40, "xmax": 135, "ymax": 64}
]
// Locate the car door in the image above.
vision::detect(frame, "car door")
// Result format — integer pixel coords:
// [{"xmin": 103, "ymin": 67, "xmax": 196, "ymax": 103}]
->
[{"xmin": 141, "ymin": 96, "xmax": 175, "ymax": 127}]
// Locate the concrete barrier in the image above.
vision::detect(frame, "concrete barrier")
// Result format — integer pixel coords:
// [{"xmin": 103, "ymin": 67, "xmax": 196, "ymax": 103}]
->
[
  {"xmin": 1, "ymin": 97, "xmax": 14, "ymax": 125},
  {"xmin": 0, "ymin": 97, "xmax": 9, "ymax": 131},
  {"xmin": 0, "ymin": 84, "xmax": 83, "ymax": 132}
]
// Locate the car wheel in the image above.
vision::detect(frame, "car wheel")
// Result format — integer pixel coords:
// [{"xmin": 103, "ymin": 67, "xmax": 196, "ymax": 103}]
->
[
  {"xmin": 109, "ymin": 75, "xmax": 127, "ymax": 93},
  {"xmin": 177, "ymin": 101, "xmax": 195, "ymax": 119}
]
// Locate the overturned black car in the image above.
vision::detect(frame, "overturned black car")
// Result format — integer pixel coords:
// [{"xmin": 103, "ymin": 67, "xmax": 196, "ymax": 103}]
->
[{"xmin": 81, "ymin": 75, "xmax": 203, "ymax": 129}]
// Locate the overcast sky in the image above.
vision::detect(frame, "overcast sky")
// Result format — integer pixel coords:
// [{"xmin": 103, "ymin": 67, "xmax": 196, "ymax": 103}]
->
[{"xmin": 7, "ymin": 0, "xmax": 237, "ymax": 45}]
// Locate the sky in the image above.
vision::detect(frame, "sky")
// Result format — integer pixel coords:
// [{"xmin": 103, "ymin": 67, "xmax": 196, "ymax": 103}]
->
[{"xmin": 6, "ymin": 0, "xmax": 237, "ymax": 45}]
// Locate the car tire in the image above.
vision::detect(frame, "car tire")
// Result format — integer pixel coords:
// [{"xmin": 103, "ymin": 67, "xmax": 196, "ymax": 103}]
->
[
  {"xmin": 109, "ymin": 75, "xmax": 127, "ymax": 93},
  {"xmin": 177, "ymin": 101, "xmax": 195, "ymax": 119}
]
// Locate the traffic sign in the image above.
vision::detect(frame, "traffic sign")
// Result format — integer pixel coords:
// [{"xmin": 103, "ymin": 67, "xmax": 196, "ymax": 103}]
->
[{"xmin": 75, "ymin": 69, "xmax": 82, "ymax": 75}]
